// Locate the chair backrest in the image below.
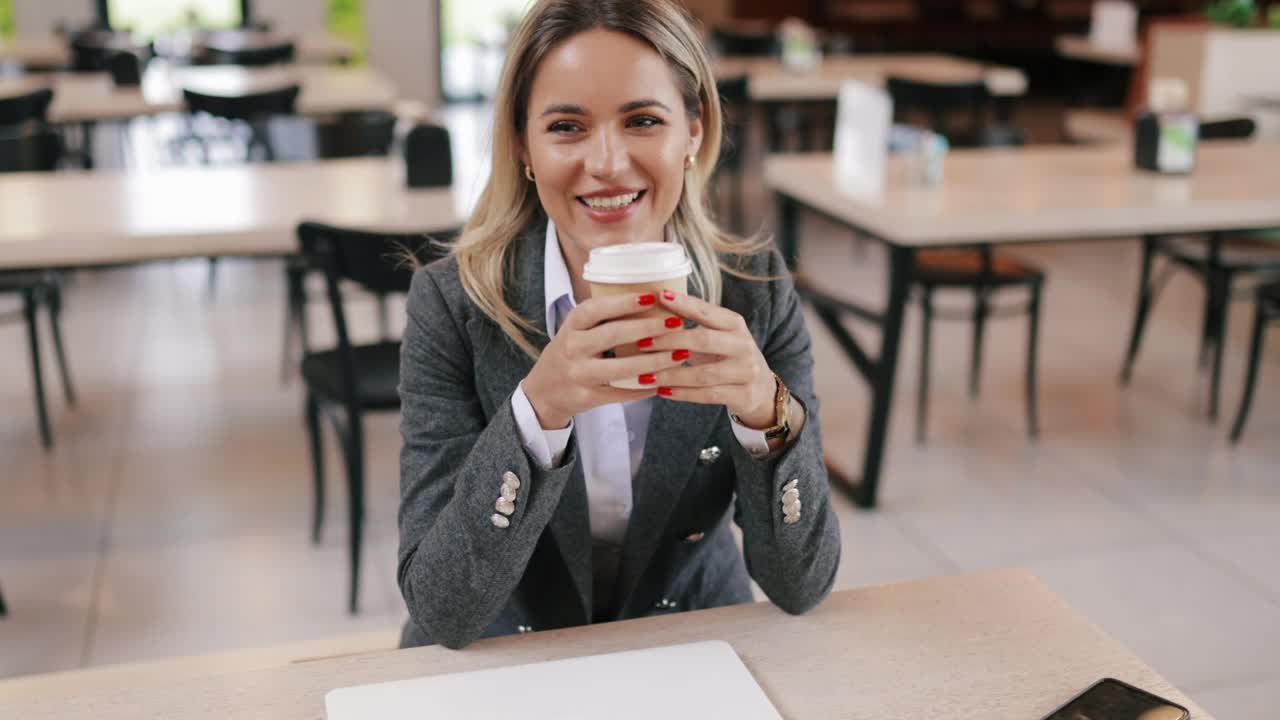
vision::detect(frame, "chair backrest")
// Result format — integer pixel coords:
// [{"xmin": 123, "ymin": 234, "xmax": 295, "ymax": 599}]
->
[
  {"xmin": 0, "ymin": 89, "xmax": 54, "ymax": 128},
  {"xmin": 69, "ymin": 31, "xmax": 135, "ymax": 72},
  {"xmin": 711, "ymin": 27, "xmax": 776, "ymax": 56},
  {"xmin": 107, "ymin": 51, "xmax": 143, "ymax": 87},
  {"xmin": 0, "ymin": 129, "xmax": 63, "ymax": 173},
  {"xmin": 885, "ymin": 76, "xmax": 991, "ymax": 143},
  {"xmin": 315, "ymin": 111, "xmax": 397, "ymax": 158},
  {"xmin": 297, "ymin": 221, "xmax": 454, "ymax": 401},
  {"xmin": 1199, "ymin": 117, "xmax": 1256, "ymax": 141},
  {"xmin": 183, "ymin": 85, "xmax": 301, "ymax": 122},
  {"xmin": 204, "ymin": 42, "xmax": 296, "ymax": 67},
  {"xmin": 404, "ymin": 124, "xmax": 454, "ymax": 188}
]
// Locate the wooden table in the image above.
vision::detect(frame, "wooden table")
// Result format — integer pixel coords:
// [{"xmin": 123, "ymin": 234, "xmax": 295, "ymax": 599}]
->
[
  {"xmin": 0, "ymin": 61, "xmax": 397, "ymax": 124},
  {"xmin": 767, "ymin": 141, "xmax": 1280, "ymax": 507},
  {"xmin": 1055, "ymin": 34, "xmax": 1140, "ymax": 66},
  {"xmin": 713, "ymin": 54, "xmax": 1027, "ymax": 154},
  {"xmin": 0, "ymin": 569, "xmax": 1215, "ymax": 719},
  {"xmin": 714, "ymin": 53, "xmax": 1028, "ymax": 101},
  {"xmin": 0, "ymin": 31, "xmax": 354, "ymax": 70},
  {"xmin": 0, "ymin": 157, "xmax": 464, "ymax": 271}
]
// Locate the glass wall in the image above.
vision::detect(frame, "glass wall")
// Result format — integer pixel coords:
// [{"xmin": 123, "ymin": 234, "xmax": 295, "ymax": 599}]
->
[
  {"xmin": 439, "ymin": 0, "xmax": 529, "ymax": 101},
  {"xmin": 106, "ymin": 0, "xmax": 243, "ymax": 37}
]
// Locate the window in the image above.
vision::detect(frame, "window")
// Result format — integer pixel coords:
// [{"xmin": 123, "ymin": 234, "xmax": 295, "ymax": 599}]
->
[
  {"xmin": 439, "ymin": 0, "xmax": 529, "ymax": 101},
  {"xmin": 106, "ymin": 0, "xmax": 245, "ymax": 38}
]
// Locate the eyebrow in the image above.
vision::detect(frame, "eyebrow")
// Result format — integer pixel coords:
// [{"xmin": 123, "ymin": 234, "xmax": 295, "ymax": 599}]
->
[{"xmin": 539, "ymin": 99, "xmax": 672, "ymax": 118}]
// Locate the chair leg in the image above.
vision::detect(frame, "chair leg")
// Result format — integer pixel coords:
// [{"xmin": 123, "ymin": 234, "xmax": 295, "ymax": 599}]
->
[
  {"xmin": 1207, "ymin": 271, "xmax": 1230, "ymax": 421},
  {"xmin": 1026, "ymin": 282, "xmax": 1043, "ymax": 440},
  {"xmin": 282, "ymin": 264, "xmax": 307, "ymax": 385},
  {"xmin": 969, "ymin": 287, "xmax": 989, "ymax": 399},
  {"xmin": 342, "ymin": 414, "xmax": 366, "ymax": 615},
  {"xmin": 305, "ymin": 393, "xmax": 325, "ymax": 544},
  {"xmin": 24, "ymin": 290, "xmax": 53, "ymax": 451},
  {"xmin": 1229, "ymin": 299, "xmax": 1268, "ymax": 444},
  {"xmin": 916, "ymin": 287, "xmax": 933, "ymax": 444},
  {"xmin": 45, "ymin": 280, "xmax": 78, "ymax": 407},
  {"xmin": 1120, "ymin": 236, "xmax": 1157, "ymax": 385},
  {"xmin": 0, "ymin": 582, "xmax": 7, "ymax": 617}
]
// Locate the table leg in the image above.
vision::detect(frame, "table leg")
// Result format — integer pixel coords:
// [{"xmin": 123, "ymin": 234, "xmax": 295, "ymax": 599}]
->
[
  {"xmin": 80, "ymin": 121, "xmax": 96, "ymax": 170},
  {"xmin": 852, "ymin": 245, "xmax": 914, "ymax": 508}
]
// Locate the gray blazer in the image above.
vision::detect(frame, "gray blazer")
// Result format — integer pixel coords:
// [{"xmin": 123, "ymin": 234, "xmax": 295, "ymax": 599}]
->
[{"xmin": 397, "ymin": 224, "xmax": 841, "ymax": 649}]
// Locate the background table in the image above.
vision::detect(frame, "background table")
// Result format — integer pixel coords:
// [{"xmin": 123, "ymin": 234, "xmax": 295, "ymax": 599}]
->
[
  {"xmin": 0, "ymin": 568, "xmax": 1215, "ymax": 719},
  {"xmin": 0, "ymin": 62, "xmax": 398, "ymax": 123},
  {"xmin": 767, "ymin": 141, "xmax": 1280, "ymax": 507},
  {"xmin": 0, "ymin": 157, "xmax": 464, "ymax": 271},
  {"xmin": 714, "ymin": 53, "xmax": 1028, "ymax": 100}
]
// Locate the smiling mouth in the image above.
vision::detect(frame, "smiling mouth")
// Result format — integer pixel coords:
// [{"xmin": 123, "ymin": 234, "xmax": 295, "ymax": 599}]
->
[{"xmin": 578, "ymin": 190, "xmax": 645, "ymax": 211}]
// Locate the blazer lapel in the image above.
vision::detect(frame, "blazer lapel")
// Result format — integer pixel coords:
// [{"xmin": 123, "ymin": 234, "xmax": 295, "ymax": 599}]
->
[{"xmin": 613, "ymin": 397, "xmax": 723, "ymax": 615}]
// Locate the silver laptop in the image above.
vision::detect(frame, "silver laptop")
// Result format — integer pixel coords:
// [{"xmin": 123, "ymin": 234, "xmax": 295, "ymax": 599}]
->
[{"xmin": 325, "ymin": 640, "xmax": 782, "ymax": 719}]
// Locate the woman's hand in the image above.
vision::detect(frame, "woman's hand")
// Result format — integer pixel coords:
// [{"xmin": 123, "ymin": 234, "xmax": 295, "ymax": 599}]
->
[
  {"xmin": 522, "ymin": 292, "xmax": 690, "ymax": 429},
  {"xmin": 646, "ymin": 290, "xmax": 779, "ymax": 429}
]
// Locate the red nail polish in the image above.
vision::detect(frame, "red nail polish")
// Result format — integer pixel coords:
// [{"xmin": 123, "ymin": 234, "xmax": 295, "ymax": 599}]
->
[
  {"xmin": 638, "ymin": 373, "xmax": 657, "ymax": 385},
  {"xmin": 662, "ymin": 290, "xmax": 676, "ymax": 301},
  {"xmin": 672, "ymin": 349, "xmax": 690, "ymax": 362},
  {"xmin": 638, "ymin": 294, "xmax": 656, "ymax": 306},
  {"xmin": 664, "ymin": 316, "xmax": 682, "ymax": 329},
  {"xmin": 657, "ymin": 387, "xmax": 673, "ymax": 397},
  {"xmin": 637, "ymin": 337, "xmax": 654, "ymax": 349}
]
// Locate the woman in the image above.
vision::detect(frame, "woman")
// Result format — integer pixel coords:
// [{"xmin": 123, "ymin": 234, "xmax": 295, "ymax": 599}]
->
[{"xmin": 398, "ymin": 0, "xmax": 840, "ymax": 650}]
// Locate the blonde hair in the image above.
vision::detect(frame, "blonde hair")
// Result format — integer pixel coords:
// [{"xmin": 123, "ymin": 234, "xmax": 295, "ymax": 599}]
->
[{"xmin": 452, "ymin": 0, "xmax": 768, "ymax": 359}]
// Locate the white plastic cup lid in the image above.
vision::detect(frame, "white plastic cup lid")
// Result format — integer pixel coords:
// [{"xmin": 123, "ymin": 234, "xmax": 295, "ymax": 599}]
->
[{"xmin": 582, "ymin": 242, "xmax": 693, "ymax": 284}]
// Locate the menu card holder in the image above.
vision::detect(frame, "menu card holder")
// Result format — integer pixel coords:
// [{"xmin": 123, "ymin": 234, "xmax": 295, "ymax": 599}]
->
[{"xmin": 833, "ymin": 80, "xmax": 892, "ymax": 198}]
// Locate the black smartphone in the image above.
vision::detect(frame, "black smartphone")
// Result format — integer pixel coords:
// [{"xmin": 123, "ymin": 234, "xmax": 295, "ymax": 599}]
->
[{"xmin": 1042, "ymin": 678, "xmax": 1190, "ymax": 720}]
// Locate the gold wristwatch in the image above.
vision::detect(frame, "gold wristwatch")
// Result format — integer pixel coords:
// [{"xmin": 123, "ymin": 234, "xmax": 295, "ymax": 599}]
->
[{"xmin": 735, "ymin": 373, "xmax": 791, "ymax": 442}]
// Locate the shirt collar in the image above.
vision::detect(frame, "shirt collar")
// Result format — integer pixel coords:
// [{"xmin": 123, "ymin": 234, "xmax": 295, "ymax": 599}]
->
[{"xmin": 544, "ymin": 219, "xmax": 576, "ymax": 337}]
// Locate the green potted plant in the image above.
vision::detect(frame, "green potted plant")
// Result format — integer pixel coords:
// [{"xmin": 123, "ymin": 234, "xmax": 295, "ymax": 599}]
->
[{"xmin": 1205, "ymin": 0, "xmax": 1257, "ymax": 26}]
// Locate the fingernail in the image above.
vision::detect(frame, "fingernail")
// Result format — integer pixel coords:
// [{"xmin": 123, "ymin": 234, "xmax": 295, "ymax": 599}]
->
[
  {"xmin": 638, "ymin": 294, "xmax": 656, "ymax": 306},
  {"xmin": 638, "ymin": 373, "xmax": 657, "ymax": 386},
  {"xmin": 657, "ymin": 387, "xmax": 673, "ymax": 397},
  {"xmin": 664, "ymin": 316, "xmax": 682, "ymax": 329},
  {"xmin": 637, "ymin": 337, "xmax": 654, "ymax": 349},
  {"xmin": 662, "ymin": 289, "xmax": 676, "ymax": 301},
  {"xmin": 672, "ymin": 349, "xmax": 690, "ymax": 362}
]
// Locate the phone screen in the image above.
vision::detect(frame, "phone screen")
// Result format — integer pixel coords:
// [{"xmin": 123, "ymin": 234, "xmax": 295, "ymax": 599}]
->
[{"xmin": 1044, "ymin": 678, "xmax": 1189, "ymax": 720}]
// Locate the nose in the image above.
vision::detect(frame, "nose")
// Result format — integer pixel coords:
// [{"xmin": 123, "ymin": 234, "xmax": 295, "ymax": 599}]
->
[{"xmin": 583, "ymin": 126, "xmax": 628, "ymax": 179}]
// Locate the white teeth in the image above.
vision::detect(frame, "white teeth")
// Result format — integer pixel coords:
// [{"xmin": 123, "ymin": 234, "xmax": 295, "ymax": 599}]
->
[{"xmin": 583, "ymin": 192, "xmax": 640, "ymax": 210}]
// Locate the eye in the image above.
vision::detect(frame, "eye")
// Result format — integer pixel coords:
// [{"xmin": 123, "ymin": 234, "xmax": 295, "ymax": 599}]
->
[
  {"xmin": 627, "ymin": 115, "xmax": 664, "ymax": 129},
  {"xmin": 547, "ymin": 120, "xmax": 582, "ymax": 134}
]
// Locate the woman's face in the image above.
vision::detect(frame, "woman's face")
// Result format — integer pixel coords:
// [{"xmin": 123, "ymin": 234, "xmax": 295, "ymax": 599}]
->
[{"xmin": 522, "ymin": 28, "xmax": 702, "ymax": 267}]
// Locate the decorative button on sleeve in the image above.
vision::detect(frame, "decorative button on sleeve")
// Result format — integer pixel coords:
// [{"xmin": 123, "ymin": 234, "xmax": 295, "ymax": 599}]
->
[
  {"xmin": 492, "ymin": 471, "xmax": 521, "ymax": 528},
  {"xmin": 781, "ymin": 478, "xmax": 801, "ymax": 524}
]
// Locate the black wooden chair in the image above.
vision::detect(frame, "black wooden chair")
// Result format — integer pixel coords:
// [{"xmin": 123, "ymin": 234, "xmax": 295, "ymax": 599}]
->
[
  {"xmin": 885, "ymin": 76, "xmax": 1023, "ymax": 149},
  {"xmin": 201, "ymin": 42, "xmax": 296, "ymax": 67},
  {"xmin": 280, "ymin": 112, "xmax": 413, "ymax": 384},
  {"xmin": 882, "ymin": 78, "xmax": 1042, "ymax": 440},
  {"xmin": 0, "ymin": 88, "xmax": 54, "ymax": 129},
  {"xmin": 296, "ymin": 222, "xmax": 451, "ymax": 613},
  {"xmin": 1230, "ymin": 282, "xmax": 1279, "ymax": 444},
  {"xmin": 179, "ymin": 85, "xmax": 301, "ymax": 163},
  {"xmin": 0, "ymin": 128, "xmax": 76, "ymax": 451},
  {"xmin": 1119, "ymin": 118, "xmax": 1279, "ymax": 420}
]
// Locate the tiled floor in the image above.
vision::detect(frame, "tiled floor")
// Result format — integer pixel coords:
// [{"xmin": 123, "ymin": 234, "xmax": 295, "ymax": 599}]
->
[{"xmin": 1, "ymin": 103, "xmax": 1278, "ymax": 718}]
